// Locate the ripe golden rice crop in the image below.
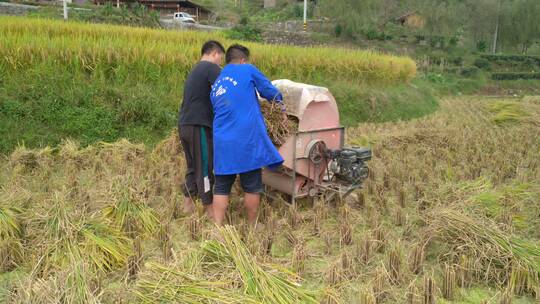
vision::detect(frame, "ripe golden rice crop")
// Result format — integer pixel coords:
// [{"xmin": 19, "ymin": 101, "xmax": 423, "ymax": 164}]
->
[{"xmin": 0, "ymin": 16, "xmax": 416, "ymax": 85}]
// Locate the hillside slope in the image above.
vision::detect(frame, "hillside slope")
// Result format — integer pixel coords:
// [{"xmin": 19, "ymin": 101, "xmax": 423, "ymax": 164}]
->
[{"xmin": 0, "ymin": 17, "xmax": 435, "ymax": 153}]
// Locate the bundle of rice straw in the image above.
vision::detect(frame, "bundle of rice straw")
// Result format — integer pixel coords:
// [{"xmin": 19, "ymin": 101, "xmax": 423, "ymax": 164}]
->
[
  {"xmin": 201, "ymin": 225, "xmax": 318, "ymax": 304},
  {"xmin": 135, "ymin": 262, "xmax": 259, "ymax": 304},
  {"xmin": 427, "ymin": 209, "xmax": 540, "ymax": 292},
  {"xmin": 260, "ymin": 101, "xmax": 298, "ymax": 147}
]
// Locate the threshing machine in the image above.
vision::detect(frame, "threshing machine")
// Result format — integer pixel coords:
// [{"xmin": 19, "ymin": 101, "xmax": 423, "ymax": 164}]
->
[{"xmin": 262, "ymin": 80, "xmax": 372, "ymax": 204}]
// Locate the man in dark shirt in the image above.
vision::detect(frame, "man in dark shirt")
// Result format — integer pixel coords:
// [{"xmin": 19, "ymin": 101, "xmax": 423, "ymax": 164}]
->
[{"xmin": 178, "ymin": 40, "xmax": 225, "ymax": 218}]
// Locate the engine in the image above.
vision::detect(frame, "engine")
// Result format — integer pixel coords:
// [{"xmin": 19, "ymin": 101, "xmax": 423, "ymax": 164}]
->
[{"xmin": 329, "ymin": 147, "xmax": 372, "ymax": 184}]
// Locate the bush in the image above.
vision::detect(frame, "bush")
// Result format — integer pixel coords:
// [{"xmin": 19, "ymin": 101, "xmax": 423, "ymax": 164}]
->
[
  {"xmin": 461, "ymin": 66, "xmax": 480, "ymax": 78},
  {"xmin": 491, "ymin": 72, "xmax": 540, "ymax": 80},
  {"xmin": 429, "ymin": 36, "xmax": 445, "ymax": 48},
  {"xmin": 449, "ymin": 37, "xmax": 459, "ymax": 47},
  {"xmin": 446, "ymin": 67, "xmax": 460, "ymax": 74},
  {"xmin": 473, "ymin": 58, "xmax": 491, "ymax": 70},
  {"xmin": 292, "ymin": 4, "xmax": 304, "ymax": 18},
  {"xmin": 382, "ymin": 33, "xmax": 393, "ymax": 40},
  {"xmin": 225, "ymin": 25, "xmax": 263, "ymax": 42},
  {"xmin": 239, "ymin": 16, "xmax": 249, "ymax": 26},
  {"xmin": 476, "ymin": 40, "xmax": 488, "ymax": 52},
  {"xmin": 365, "ymin": 30, "xmax": 391, "ymax": 41},
  {"xmin": 450, "ymin": 56, "xmax": 464, "ymax": 66},
  {"xmin": 334, "ymin": 24, "xmax": 343, "ymax": 37},
  {"xmin": 481, "ymin": 54, "xmax": 540, "ymax": 66},
  {"xmin": 344, "ymin": 26, "xmax": 356, "ymax": 40},
  {"xmin": 365, "ymin": 29, "xmax": 380, "ymax": 41},
  {"xmin": 426, "ymin": 73, "xmax": 446, "ymax": 84},
  {"xmin": 426, "ymin": 51, "xmax": 448, "ymax": 65}
]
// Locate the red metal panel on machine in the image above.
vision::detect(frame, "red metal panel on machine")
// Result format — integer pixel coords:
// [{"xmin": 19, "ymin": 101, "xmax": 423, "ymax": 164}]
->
[{"xmin": 262, "ymin": 80, "xmax": 344, "ymax": 197}]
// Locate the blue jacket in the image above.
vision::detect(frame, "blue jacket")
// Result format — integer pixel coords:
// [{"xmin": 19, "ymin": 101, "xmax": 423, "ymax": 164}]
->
[{"xmin": 210, "ymin": 64, "xmax": 284, "ymax": 175}]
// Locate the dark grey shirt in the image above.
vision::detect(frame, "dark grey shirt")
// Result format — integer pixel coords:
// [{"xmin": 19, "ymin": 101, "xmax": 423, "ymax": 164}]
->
[{"xmin": 178, "ymin": 61, "xmax": 221, "ymax": 128}]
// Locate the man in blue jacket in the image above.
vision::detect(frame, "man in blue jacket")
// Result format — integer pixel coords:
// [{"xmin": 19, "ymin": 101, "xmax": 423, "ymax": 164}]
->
[{"xmin": 210, "ymin": 44, "xmax": 286, "ymax": 226}]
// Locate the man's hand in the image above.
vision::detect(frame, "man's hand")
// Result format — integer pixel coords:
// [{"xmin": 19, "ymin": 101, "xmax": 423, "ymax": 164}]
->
[{"xmin": 277, "ymin": 102, "xmax": 287, "ymax": 122}]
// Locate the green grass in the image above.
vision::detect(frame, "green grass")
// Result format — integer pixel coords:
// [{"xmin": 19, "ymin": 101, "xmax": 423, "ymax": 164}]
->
[
  {"xmin": 331, "ymin": 80, "xmax": 439, "ymax": 125},
  {"xmin": 0, "ymin": 63, "xmax": 175, "ymax": 153},
  {"xmin": 0, "ymin": 60, "xmax": 436, "ymax": 153}
]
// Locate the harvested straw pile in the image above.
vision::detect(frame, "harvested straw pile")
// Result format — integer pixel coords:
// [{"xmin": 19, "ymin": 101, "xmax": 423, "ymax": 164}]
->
[
  {"xmin": 488, "ymin": 101, "xmax": 530, "ymax": 125},
  {"xmin": 260, "ymin": 101, "xmax": 298, "ymax": 146},
  {"xmin": 135, "ymin": 262, "xmax": 258, "ymax": 304},
  {"xmin": 136, "ymin": 226, "xmax": 318, "ymax": 304},
  {"xmin": 427, "ymin": 209, "xmax": 540, "ymax": 292},
  {"xmin": 0, "ymin": 206, "xmax": 23, "ymax": 271},
  {"xmin": 201, "ymin": 225, "xmax": 318, "ymax": 304}
]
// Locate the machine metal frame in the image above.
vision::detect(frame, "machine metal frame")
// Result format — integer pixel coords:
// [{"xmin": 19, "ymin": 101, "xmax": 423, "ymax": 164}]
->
[{"xmin": 265, "ymin": 126, "xmax": 362, "ymax": 206}]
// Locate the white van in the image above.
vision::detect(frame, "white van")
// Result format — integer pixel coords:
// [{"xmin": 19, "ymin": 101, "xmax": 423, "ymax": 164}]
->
[{"xmin": 173, "ymin": 12, "xmax": 196, "ymax": 23}]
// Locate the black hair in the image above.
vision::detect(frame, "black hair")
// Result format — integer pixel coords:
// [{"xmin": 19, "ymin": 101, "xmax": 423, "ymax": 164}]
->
[
  {"xmin": 225, "ymin": 44, "xmax": 250, "ymax": 64},
  {"xmin": 201, "ymin": 40, "xmax": 225, "ymax": 56}
]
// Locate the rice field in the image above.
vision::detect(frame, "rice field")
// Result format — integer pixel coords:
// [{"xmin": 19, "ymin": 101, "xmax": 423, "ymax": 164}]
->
[
  {"xmin": 0, "ymin": 17, "xmax": 416, "ymax": 85},
  {"xmin": 0, "ymin": 17, "xmax": 429, "ymax": 154},
  {"xmin": 0, "ymin": 96, "xmax": 539, "ymax": 303}
]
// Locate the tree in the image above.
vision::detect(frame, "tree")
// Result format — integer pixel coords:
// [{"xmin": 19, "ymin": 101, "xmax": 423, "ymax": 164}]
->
[{"xmin": 499, "ymin": 0, "xmax": 540, "ymax": 53}]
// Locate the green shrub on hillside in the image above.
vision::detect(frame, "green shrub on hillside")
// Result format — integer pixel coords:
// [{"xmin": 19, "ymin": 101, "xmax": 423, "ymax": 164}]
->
[
  {"xmin": 450, "ymin": 56, "xmax": 464, "ymax": 66},
  {"xmin": 225, "ymin": 24, "xmax": 263, "ymax": 42},
  {"xmin": 491, "ymin": 72, "xmax": 540, "ymax": 80},
  {"xmin": 429, "ymin": 36, "xmax": 446, "ymax": 48},
  {"xmin": 461, "ymin": 66, "xmax": 480, "ymax": 78},
  {"xmin": 476, "ymin": 40, "xmax": 488, "ymax": 52},
  {"xmin": 334, "ymin": 24, "xmax": 343, "ymax": 37},
  {"xmin": 481, "ymin": 54, "xmax": 540, "ymax": 66},
  {"xmin": 365, "ymin": 29, "xmax": 391, "ymax": 41},
  {"xmin": 473, "ymin": 58, "xmax": 491, "ymax": 70}
]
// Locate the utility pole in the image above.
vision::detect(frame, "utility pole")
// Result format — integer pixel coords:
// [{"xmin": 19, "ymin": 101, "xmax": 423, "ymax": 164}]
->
[
  {"xmin": 303, "ymin": 0, "xmax": 307, "ymax": 31},
  {"xmin": 492, "ymin": 0, "xmax": 501, "ymax": 53},
  {"xmin": 63, "ymin": 0, "xmax": 68, "ymax": 20}
]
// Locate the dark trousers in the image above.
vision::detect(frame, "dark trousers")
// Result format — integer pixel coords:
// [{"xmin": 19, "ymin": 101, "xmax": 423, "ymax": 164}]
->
[{"xmin": 179, "ymin": 125, "xmax": 214, "ymax": 205}]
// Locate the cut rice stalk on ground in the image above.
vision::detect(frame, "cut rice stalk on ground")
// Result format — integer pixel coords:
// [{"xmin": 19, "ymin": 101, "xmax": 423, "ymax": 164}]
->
[
  {"xmin": 135, "ymin": 262, "xmax": 260, "ymax": 304},
  {"xmin": 427, "ymin": 208, "xmax": 540, "ymax": 293},
  {"xmin": 201, "ymin": 225, "xmax": 319, "ymax": 304},
  {"xmin": 0, "ymin": 205, "xmax": 23, "ymax": 271}
]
